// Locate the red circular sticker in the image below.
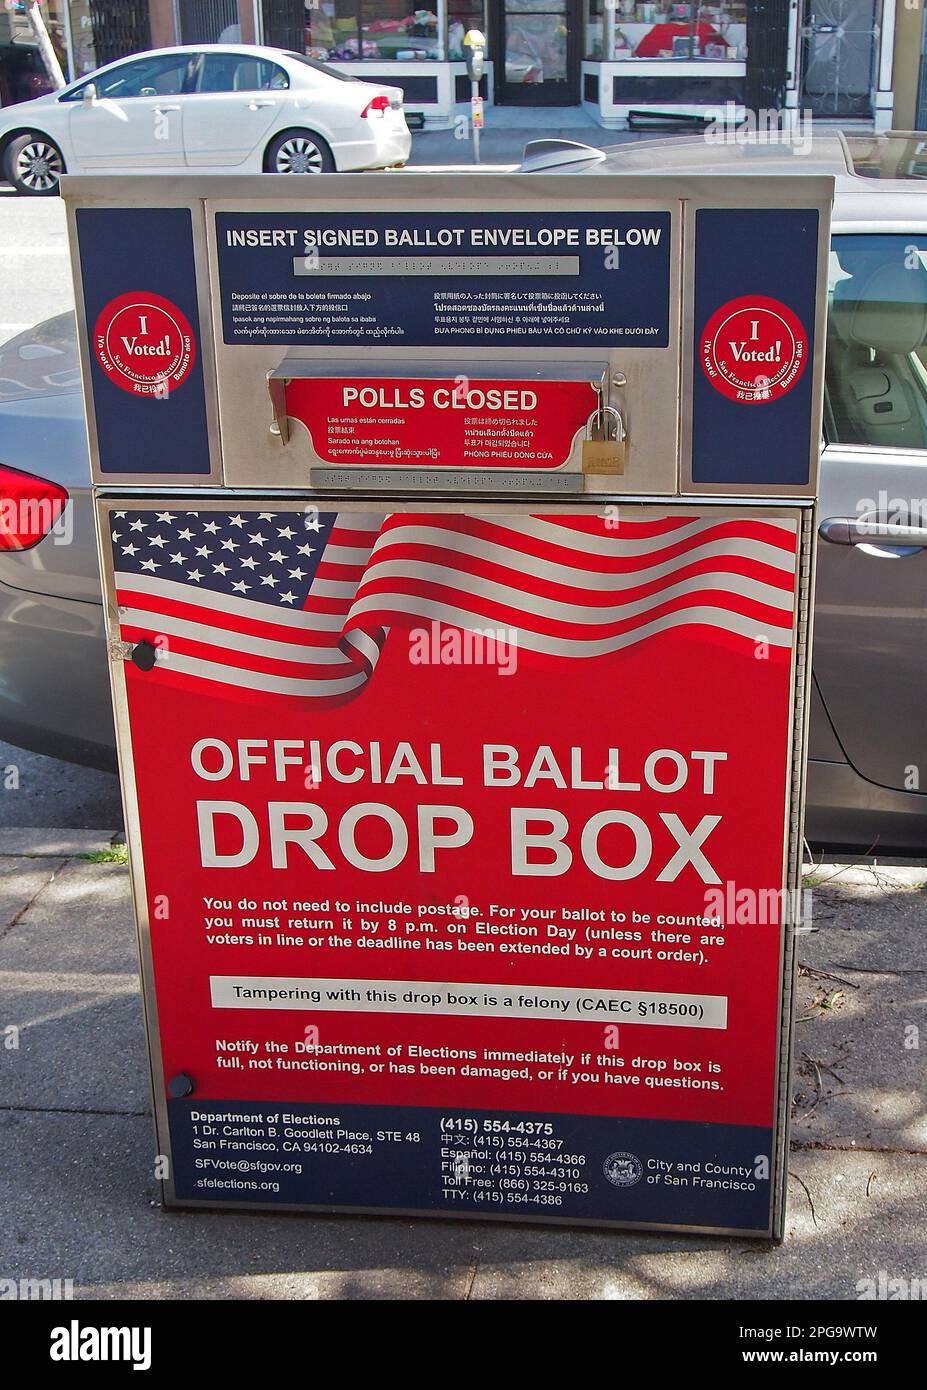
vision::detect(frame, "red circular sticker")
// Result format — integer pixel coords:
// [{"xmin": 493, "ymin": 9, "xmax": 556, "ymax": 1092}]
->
[
  {"xmin": 701, "ymin": 295, "xmax": 807, "ymax": 404},
  {"xmin": 94, "ymin": 291, "xmax": 195, "ymax": 396}
]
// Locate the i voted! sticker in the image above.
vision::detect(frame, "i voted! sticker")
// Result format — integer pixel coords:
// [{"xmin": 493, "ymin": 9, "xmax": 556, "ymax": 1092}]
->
[
  {"xmin": 94, "ymin": 291, "xmax": 195, "ymax": 396},
  {"xmin": 701, "ymin": 295, "xmax": 808, "ymax": 404}
]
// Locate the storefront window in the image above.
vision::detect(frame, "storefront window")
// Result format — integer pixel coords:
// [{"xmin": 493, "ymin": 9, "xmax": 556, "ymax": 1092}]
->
[
  {"xmin": 448, "ymin": 1, "xmax": 488, "ymax": 61},
  {"xmin": 504, "ymin": 0, "xmax": 569, "ymax": 85},
  {"xmin": 305, "ymin": 2, "xmax": 361, "ymax": 61},
  {"xmin": 613, "ymin": 2, "xmax": 747, "ymax": 61},
  {"xmin": 585, "ymin": 0, "xmax": 606, "ymax": 60},
  {"xmin": 307, "ymin": 2, "xmax": 441, "ymax": 61},
  {"xmin": 365, "ymin": 2, "xmax": 440, "ymax": 60}
]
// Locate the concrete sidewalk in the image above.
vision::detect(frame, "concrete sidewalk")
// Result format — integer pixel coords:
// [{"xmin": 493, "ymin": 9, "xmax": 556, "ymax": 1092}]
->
[{"xmin": 0, "ymin": 829, "xmax": 924, "ymax": 1299}]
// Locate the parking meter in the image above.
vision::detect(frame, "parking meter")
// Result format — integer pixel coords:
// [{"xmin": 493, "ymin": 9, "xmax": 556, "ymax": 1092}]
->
[
  {"xmin": 463, "ymin": 29, "xmax": 486, "ymax": 161},
  {"xmin": 63, "ymin": 170, "xmax": 831, "ymax": 1240},
  {"xmin": 463, "ymin": 28, "xmax": 486, "ymax": 81}
]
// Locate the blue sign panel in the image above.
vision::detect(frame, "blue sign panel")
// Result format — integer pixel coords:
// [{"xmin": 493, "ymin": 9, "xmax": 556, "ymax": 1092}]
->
[
  {"xmin": 215, "ymin": 211, "xmax": 671, "ymax": 348},
  {"xmin": 691, "ymin": 207, "xmax": 820, "ymax": 487},
  {"xmin": 169, "ymin": 1099, "xmax": 772, "ymax": 1232},
  {"xmin": 76, "ymin": 207, "xmax": 210, "ymax": 476}
]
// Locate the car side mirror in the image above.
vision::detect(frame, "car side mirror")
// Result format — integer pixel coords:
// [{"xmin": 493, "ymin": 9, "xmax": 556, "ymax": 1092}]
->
[{"xmin": 82, "ymin": 82, "xmax": 97, "ymax": 105}]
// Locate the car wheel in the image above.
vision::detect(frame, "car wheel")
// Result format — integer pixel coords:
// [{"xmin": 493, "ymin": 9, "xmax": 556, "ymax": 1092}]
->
[
  {"xmin": 266, "ymin": 131, "xmax": 333, "ymax": 175},
  {"xmin": 4, "ymin": 133, "xmax": 65, "ymax": 195}
]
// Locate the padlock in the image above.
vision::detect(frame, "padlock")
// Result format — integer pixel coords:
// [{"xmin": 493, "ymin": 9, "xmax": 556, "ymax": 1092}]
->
[{"xmin": 582, "ymin": 404, "xmax": 627, "ymax": 474}]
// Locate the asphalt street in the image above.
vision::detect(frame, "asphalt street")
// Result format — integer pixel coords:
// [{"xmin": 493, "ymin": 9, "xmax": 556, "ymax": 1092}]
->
[
  {"xmin": 0, "ymin": 744, "xmax": 122, "ymax": 829},
  {"xmin": 0, "ymin": 186, "xmax": 72, "ymax": 344}
]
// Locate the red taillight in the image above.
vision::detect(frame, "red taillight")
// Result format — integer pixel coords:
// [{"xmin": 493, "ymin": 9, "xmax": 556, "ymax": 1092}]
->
[
  {"xmin": 0, "ymin": 464, "xmax": 68, "ymax": 551},
  {"xmin": 362, "ymin": 94, "xmax": 391, "ymax": 119}
]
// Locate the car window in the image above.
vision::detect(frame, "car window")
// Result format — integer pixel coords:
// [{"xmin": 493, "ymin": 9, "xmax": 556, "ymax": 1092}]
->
[
  {"xmin": 61, "ymin": 53, "xmax": 199, "ymax": 101},
  {"xmin": 826, "ymin": 235, "xmax": 927, "ymax": 450},
  {"xmin": 198, "ymin": 54, "xmax": 289, "ymax": 94}
]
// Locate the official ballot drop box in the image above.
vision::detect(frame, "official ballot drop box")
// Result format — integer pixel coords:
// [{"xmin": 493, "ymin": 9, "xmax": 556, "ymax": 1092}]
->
[{"xmin": 64, "ymin": 171, "xmax": 831, "ymax": 1238}]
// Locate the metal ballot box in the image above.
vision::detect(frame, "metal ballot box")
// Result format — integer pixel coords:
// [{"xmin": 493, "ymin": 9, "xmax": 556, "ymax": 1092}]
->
[{"xmin": 63, "ymin": 171, "xmax": 831, "ymax": 1238}]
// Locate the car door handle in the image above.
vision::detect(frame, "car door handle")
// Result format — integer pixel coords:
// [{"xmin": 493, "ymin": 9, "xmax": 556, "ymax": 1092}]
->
[
  {"xmin": 819, "ymin": 517, "xmax": 927, "ymax": 547},
  {"xmin": 246, "ymin": 100, "xmax": 276, "ymax": 110},
  {"xmin": 154, "ymin": 104, "xmax": 180, "ymax": 114}
]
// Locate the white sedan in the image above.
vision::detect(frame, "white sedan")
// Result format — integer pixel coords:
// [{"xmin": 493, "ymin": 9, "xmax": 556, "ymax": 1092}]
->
[{"xmin": 0, "ymin": 44, "xmax": 411, "ymax": 194}]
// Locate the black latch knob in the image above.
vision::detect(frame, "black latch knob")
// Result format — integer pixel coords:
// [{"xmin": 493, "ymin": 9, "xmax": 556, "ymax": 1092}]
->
[{"xmin": 131, "ymin": 640, "xmax": 158, "ymax": 671}]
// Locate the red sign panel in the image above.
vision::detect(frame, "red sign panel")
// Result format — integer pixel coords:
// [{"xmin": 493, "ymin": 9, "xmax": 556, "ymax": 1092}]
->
[
  {"xmin": 281, "ymin": 376, "xmax": 599, "ymax": 469},
  {"xmin": 111, "ymin": 504, "xmax": 799, "ymax": 1232}
]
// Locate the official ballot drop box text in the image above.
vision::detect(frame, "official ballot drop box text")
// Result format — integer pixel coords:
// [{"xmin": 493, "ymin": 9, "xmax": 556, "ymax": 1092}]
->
[{"xmin": 63, "ymin": 171, "xmax": 832, "ymax": 1237}]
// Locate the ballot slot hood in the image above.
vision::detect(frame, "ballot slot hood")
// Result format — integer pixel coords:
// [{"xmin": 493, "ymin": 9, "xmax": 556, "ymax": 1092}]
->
[
  {"xmin": 266, "ymin": 358, "xmax": 612, "ymax": 493},
  {"xmin": 203, "ymin": 182, "xmax": 685, "ymax": 496}
]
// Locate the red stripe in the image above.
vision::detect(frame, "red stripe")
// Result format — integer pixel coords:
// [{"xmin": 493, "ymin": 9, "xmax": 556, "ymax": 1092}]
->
[
  {"xmin": 325, "ymin": 525, "xmax": 382, "ymax": 548},
  {"xmin": 314, "ymin": 560, "xmax": 371, "ymax": 583},
  {"xmin": 540, "ymin": 515, "xmax": 700, "ymax": 537},
  {"xmin": 302, "ymin": 592, "xmax": 358, "ymax": 618}
]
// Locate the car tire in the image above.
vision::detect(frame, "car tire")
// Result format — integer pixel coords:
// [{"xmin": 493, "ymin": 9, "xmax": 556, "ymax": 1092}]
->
[
  {"xmin": 265, "ymin": 130, "xmax": 334, "ymax": 175},
  {"xmin": 4, "ymin": 133, "xmax": 66, "ymax": 196}
]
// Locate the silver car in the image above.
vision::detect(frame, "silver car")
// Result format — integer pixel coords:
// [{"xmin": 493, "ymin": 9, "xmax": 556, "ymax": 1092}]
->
[{"xmin": 2, "ymin": 133, "xmax": 927, "ymax": 851}]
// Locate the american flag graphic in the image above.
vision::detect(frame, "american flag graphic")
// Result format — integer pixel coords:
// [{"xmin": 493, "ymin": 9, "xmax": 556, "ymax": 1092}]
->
[{"xmin": 111, "ymin": 510, "xmax": 798, "ymax": 701}]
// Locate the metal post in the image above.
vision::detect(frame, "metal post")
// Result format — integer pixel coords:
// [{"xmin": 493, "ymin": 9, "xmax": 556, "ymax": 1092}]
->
[
  {"xmin": 63, "ymin": 0, "xmax": 76, "ymax": 81},
  {"xmin": 472, "ymin": 76, "xmax": 481, "ymax": 164},
  {"xmin": 26, "ymin": 0, "xmax": 66, "ymax": 89}
]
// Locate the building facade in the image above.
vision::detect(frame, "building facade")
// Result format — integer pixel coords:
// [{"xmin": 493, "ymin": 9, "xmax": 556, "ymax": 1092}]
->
[
  {"xmin": 282, "ymin": 1, "xmax": 901, "ymax": 132},
  {"xmin": 295, "ymin": 0, "xmax": 756, "ymax": 128},
  {"xmin": 0, "ymin": 2, "xmax": 905, "ymax": 132}
]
